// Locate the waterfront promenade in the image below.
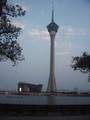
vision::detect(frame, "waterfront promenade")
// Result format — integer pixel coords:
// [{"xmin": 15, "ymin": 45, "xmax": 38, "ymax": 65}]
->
[
  {"xmin": 0, "ymin": 93, "xmax": 90, "ymax": 116},
  {"xmin": 0, "ymin": 115, "xmax": 90, "ymax": 120}
]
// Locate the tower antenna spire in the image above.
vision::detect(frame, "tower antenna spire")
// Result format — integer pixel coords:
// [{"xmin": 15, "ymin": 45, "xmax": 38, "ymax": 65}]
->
[{"xmin": 52, "ymin": 0, "xmax": 54, "ymax": 23}]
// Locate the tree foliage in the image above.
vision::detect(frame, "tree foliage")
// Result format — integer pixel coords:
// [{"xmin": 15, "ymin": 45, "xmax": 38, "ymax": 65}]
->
[
  {"xmin": 0, "ymin": 0, "xmax": 25, "ymax": 65},
  {"xmin": 71, "ymin": 52, "xmax": 90, "ymax": 82}
]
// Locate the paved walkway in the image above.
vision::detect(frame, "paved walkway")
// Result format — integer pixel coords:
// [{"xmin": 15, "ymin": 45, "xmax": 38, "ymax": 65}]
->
[{"xmin": 0, "ymin": 115, "xmax": 90, "ymax": 120}]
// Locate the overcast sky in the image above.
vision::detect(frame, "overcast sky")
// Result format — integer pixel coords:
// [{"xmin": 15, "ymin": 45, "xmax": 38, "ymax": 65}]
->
[{"xmin": 0, "ymin": 0, "xmax": 90, "ymax": 91}]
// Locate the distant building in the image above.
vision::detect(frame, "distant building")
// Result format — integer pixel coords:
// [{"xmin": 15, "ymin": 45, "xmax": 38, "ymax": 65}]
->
[{"xmin": 18, "ymin": 82, "xmax": 42, "ymax": 93}]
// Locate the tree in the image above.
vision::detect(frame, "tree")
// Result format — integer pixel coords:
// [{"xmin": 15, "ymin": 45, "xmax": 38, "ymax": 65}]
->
[
  {"xmin": 71, "ymin": 52, "xmax": 90, "ymax": 82},
  {"xmin": 0, "ymin": 0, "xmax": 26, "ymax": 65}
]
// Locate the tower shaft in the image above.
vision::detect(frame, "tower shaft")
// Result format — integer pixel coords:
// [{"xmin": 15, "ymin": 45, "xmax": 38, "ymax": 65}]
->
[{"xmin": 47, "ymin": 31, "xmax": 56, "ymax": 92}]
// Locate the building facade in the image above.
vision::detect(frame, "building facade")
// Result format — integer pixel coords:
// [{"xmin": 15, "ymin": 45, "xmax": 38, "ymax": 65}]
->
[{"xmin": 18, "ymin": 82, "xmax": 42, "ymax": 93}]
